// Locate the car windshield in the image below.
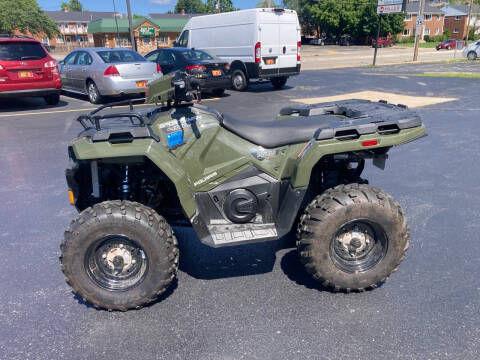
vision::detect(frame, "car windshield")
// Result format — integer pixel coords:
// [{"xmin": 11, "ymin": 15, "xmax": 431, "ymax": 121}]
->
[
  {"xmin": 96, "ymin": 50, "xmax": 146, "ymax": 63},
  {"xmin": 179, "ymin": 49, "xmax": 217, "ymax": 61},
  {"xmin": 0, "ymin": 41, "xmax": 47, "ymax": 61}
]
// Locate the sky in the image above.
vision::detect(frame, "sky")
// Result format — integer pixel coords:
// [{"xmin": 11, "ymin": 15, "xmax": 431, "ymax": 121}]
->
[{"xmin": 38, "ymin": 0, "xmax": 260, "ymax": 14}]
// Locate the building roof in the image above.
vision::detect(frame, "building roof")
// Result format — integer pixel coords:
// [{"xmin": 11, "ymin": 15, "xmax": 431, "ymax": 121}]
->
[
  {"xmin": 88, "ymin": 16, "xmax": 189, "ymax": 34},
  {"xmin": 406, "ymin": 1, "xmax": 445, "ymax": 14},
  {"xmin": 440, "ymin": 5, "xmax": 467, "ymax": 17},
  {"xmin": 45, "ymin": 10, "xmax": 119, "ymax": 23},
  {"xmin": 447, "ymin": 4, "xmax": 480, "ymax": 15}
]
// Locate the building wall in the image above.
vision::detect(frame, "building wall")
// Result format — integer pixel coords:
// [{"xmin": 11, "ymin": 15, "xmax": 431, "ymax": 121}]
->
[
  {"xmin": 444, "ymin": 15, "xmax": 468, "ymax": 39},
  {"xmin": 403, "ymin": 13, "xmax": 444, "ymax": 38}
]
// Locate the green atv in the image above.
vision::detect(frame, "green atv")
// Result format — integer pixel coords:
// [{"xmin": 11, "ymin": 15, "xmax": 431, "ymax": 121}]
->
[{"xmin": 61, "ymin": 73, "xmax": 426, "ymax": 310}]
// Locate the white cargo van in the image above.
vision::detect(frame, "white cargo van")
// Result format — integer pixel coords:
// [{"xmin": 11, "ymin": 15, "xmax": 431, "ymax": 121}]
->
[{"xmin": 175, "ymin": 8, "xmax": 301, "ymax": 91}]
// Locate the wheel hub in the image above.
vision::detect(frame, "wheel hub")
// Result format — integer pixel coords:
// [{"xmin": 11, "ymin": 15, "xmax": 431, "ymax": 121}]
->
[
  {"xmin": 104, "ymin": 246, "xmax": 134, "ymax": 274},
  {"xmin": 335, "ymin": 228, "xmax": 373, "ymax": 259}
]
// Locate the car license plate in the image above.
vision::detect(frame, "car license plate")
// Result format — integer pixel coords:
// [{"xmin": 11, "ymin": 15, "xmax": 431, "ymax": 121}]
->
[
  {"xmin": 211, "ymin": 70, "xmax": 221, "ymax": 76},
  {"xmin": 265, "ymin": 58, "xmax": 276, "ymax": 65},
  {"xmin": 19, "ymin": 71, "xmax": 33, "ymax": 78},
  {"xmin": 136, "ymin": 80, "xmax": 148, "ymax": 88}
]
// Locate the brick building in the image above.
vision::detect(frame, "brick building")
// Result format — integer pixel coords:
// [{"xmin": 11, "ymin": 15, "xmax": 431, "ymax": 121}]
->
[
  {"xmin": 441, "ymin": 4, "xmax": 480, "ymax": 40},
  {"xmin": 88, "ymin": 16, "xmax": 190, "ymax": 54},
  {"xmin": 402, "ymin": 1, "xmax": 445, "ymax": 39}
]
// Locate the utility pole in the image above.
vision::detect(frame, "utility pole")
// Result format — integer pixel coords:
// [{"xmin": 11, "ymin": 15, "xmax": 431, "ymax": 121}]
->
[
  {"xmin": 126, "ymin": 0, "xmax": 136, "ymax": 51},
  {"xmin": 217, "ymin": 0, "xmax": 221, "ymax": 13},
  {"xmin": 112, "ymin": 0, "xmax": 120, "ymax": 45},
  {"xmin": 373, "ymin": 13, "xmax": 383, "ymax": 66},
  {"xmin": 413, "ymin": 0, "xmax": 425, "ymax": 62},
  {"xmin": 465, "ymin": 1, "xmax": 473, "ymax": 46}
]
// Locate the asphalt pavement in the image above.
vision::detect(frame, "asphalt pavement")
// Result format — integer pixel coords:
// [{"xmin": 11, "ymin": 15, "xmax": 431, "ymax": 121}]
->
[{"xmin": 1, "ymin": 63, "xmax": 480, "ymax": 360}]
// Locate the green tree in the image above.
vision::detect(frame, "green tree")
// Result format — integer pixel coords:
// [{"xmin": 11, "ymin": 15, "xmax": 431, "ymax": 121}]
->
[
  {"xmin": 205, "ymin": 0, "xmax": 237, "ymax": 13},
  {"xmin": 60, "ymin": 0, "xmax": 83, "ymax": 11},
  {"xmin": 256, "ymin": 0, "xmax": 279, "ymax": 7},
  {"xmin": 174, "ymin": 0, "xmax": 206, "ymax": 13},
  {"xmin": 0, "ymin": 0, "xmax": 59, "ymax": 38}
]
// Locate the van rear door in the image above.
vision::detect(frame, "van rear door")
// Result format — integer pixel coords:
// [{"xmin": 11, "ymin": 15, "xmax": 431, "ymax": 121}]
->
[{"xmin": 258, "ymin": 9, "xmax": 299, "ymax": 75}]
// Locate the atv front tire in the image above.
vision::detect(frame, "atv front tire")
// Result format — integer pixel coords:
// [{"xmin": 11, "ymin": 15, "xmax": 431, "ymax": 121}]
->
[
  {"xmin": 60, "ymin": 200, "xmax": 179, "ymax": 311},
  {"xmin": 296, "ymin": 184, "xmax": 409, "ymax": 291}
]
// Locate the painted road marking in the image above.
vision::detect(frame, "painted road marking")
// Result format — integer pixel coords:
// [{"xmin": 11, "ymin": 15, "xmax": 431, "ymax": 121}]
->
[
  {"xmin": 293, "ymin": 91, "xmax": 458, "ymax": 108},
  {"xmin": 0, "ymin": 98, "xmax": 220, "ymax": 118}
]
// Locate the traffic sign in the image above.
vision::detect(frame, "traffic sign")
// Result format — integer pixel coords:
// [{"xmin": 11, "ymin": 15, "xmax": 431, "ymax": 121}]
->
[
  {"xmin": 377, "ymin": 4, "xmax": 402, "ymax": 14},
  {"xmin": 416, "ymin": 17, "xmax": 424, "ymax": 26}
]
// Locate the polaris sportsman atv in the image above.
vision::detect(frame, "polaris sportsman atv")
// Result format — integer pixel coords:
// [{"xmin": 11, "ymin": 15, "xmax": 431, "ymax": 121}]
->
[{"xmin": 61, "ymin": 73, "xmax": 426, "ymax": 310}]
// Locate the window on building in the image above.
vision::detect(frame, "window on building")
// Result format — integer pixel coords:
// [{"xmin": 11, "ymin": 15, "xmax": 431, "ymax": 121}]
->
[
  {"xmin": 115, "ymin": 36, "xmax": 132, "ymax": 47},
  {"xmin": 424, "ymin": 28, "xmax": 430, "ymax": 35},
  {"xmin": 42, "ymin": 37, "xmax": 49, "ymax": 44},
  {"xmin": 142, "ymin": 37, "xmax": 151, "ymax": 45},
  {"xmin": 424, "ymin": 14, "xmax": 432, "ymax": 21},
  {"xmin": 455, "ymin": 16, "xmax": 461, "ymax": 20},
  {"xmin": 56, "ymin": 37, "xmax": 64, "ymax": 43},
  {"xmin": 157, "ymin": 34, "xmax": 169, "ymax": 46},
  {"xmin": 82, "ymin": 23, "xmax": 87, "ymax": 28},
  {"xmin": 405, "ymin": 14, "xmax": 412, "ymax": 21},
  {"xmin": 454, "ymin": 27, "xmax": 459, "ymax": 33},
  {"xmin": 435, "ymin": 28, "xmax": 439, "ymax": 35},
  {"xmin": 403, "ymin": 29, "xmax": 410, "ymax": 36},
  {"xmin": 436, "ymin": 15, "xmax": 440, "ymax": 20}
]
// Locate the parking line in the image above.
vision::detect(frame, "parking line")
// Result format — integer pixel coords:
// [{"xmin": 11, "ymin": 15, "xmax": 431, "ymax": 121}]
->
[{"xmin": 0, "ymin": 98, "xmax": 220, "ymax": 118}]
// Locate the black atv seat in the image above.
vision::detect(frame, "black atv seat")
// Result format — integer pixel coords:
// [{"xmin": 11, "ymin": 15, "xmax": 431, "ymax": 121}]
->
[{"xmin": 220, "ymin": 100, "xmax": 421, "ymax": 148}]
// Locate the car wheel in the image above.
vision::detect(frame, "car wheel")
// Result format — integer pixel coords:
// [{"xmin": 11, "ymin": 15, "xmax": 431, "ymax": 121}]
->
[
  {"xmin": 231, "ymin": 69, "xmax": 248, "ymax": 91},
  {"xmin": 87, "ymin": 81, "xmax": 102, "ymax": 104},
  {"xmin": 447, "ymin": 46, "xmax": 451, "ymax": 50},
  {"xmin": 44, "ymin": 93, "xmax": 60, "ymax": 105},
  {"xmin": 211, "ymin": 88, "xmax": 225, "ymax": 97},
  {"xmin": 467, "ymin": 51, "xmax": 477, "ymax": 60},
  {"xmin": 271, "ymin": 76, "xmax": 288, "ymax": 89}
]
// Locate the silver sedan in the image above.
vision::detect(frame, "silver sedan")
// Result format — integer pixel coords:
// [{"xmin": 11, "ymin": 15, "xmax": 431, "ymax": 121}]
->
[{"xmin": 59, "ymin": 47, "xmax": 163, "ymax": 104}]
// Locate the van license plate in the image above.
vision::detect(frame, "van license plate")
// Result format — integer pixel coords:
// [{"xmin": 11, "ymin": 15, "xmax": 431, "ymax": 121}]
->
[
  {"xmin": 136, "ymin": 80, "xmax": 148, "ymax": 88},
  {"xmin": 19, "ymin": 71, "xmax": 34, "ymax": 78},
  {"xmin": 265, "ymin": 58, "xmax": 276, "ymax": 65},
  {"xmin": 211, "ymin": 70, "xmax": 221, "ymax": 76}
]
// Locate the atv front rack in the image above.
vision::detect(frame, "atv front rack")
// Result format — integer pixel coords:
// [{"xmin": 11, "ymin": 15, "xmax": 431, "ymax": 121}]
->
[{"xmin": 76, "ymin": 98, "xmax": 152, "ymax": 131}]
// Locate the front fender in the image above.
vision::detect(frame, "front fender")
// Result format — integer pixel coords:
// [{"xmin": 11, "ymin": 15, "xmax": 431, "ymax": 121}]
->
[{"xmin": 70, "ymin": 137, "xmax": 196, "ymax": 218}]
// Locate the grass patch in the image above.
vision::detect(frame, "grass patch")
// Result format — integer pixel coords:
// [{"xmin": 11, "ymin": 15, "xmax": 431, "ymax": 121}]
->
[
  {"xmin": 397, "ymin": 42, "xmax": 440, "ymax": 48},
  {"xmin": 410, "ymin": 72, "xmax": 480, "ymax": 78}
]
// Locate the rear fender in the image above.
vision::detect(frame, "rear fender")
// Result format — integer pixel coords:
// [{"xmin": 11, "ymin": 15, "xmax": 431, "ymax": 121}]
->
[
  {"xmin": 70, "ymin": 138, "xmax": 196, "ymax": 217},
  {"xmin": 292, "ymin": 126, "xmax": 426, "ymax": 188}
]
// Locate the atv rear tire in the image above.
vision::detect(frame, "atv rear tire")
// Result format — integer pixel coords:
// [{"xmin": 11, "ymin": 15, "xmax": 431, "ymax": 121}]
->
[
  {"xmin": 296, "ymin": 184, "xmax": 409, "ymax": 291},
  {"xmin": 60, "ymin": 200, "xmax": 179, "ymax": 311}
]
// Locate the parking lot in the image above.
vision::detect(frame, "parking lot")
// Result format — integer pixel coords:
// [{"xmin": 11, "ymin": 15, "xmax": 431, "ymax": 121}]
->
[{"xmin": 1, "ymin": 62, "xmax": 480, "ymax": 359}]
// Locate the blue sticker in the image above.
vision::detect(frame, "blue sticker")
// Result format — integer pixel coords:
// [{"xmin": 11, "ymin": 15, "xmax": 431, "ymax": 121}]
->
[{"xmin": 166, "ymin": 130, "xmax": 184, "ymax": 148}]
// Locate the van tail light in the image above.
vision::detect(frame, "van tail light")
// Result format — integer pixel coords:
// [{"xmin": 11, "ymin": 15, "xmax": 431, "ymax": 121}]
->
[
  {"xmin": 297, "ymin": 41, "xmax": 301, "ymax": 62},
  {"xmin": 156, "ymin": 63, "xmax": 162, "ymax": 73},
  {"xmin": 104, "ymin": 65, "xmax": 120, "ymax": 76},
  {"xmin": 44, "ymin": 60, "xmax": 59, "ymax": 75},
  {"xmin": 186, "ymin": 65, "xmax": 206, "ymax": 72},
  {"xmin": 255, "ymin": 42, "xmax": 261, "ymax": 63}
]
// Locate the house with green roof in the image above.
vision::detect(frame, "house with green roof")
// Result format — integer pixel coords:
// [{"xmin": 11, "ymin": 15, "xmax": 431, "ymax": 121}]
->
[{"xmin": 87, "ymin": 16, "xmax": 190, "ymax": 53}]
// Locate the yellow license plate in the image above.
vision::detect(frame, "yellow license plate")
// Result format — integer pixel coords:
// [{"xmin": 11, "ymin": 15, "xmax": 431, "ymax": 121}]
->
[
  {"xmin": 211, "ymin": 70, "xmax": 221, "ymax": 76},
  {"xmin": 136, "ymin": 80, "xmax": 148, "ymax": 88},
  {"xmin": 265, "ymin": 59, "xmax": 275, "ymax": 65},
  {"xmin": 19, "ymin": 71, "xmax": 34, "ymax": 78}
]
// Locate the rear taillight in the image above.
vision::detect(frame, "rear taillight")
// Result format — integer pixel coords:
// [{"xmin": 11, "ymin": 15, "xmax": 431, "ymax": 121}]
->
[
  {"xmin": 156, "ymin": 63, "xmax": 162, "ymax": 73},
  {"xmin": 186, "ymin": 65, "xmax": 206, "ymax": 72},
  {"xmin": 362, "ymin": 140, "xmax": 378, "ymax": 147},
  {"xmin": 104, "ymin": 65, "xmax": 120, "ymax": 76},
  {"xmin": 255, "ymin": 42, "xmax": 261, "ymax": 63},
  {"xmin": 44, "ymin": 60, "xmax": 59, "ymax": 75},
  {"xmin": 297, "ymin": 41, "xmax": 301, "ymax": 62}
]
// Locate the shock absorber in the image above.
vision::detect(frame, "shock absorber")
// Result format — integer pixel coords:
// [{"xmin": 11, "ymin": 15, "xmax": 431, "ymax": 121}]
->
[{"xmin": 120, "ymin": 165, "xmax": 131, "ymax": 199}]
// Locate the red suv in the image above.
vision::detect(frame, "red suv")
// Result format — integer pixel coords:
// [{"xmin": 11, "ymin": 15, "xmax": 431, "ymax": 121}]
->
[{"xmin": 0, "ymin": 35, "xmax": 62, "ymax": 105}]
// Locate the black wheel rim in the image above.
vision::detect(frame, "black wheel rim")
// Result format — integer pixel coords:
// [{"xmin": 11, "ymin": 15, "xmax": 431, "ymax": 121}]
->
[
  {"xmin": 85, "ymin": 235, "xmax": 148, "ymax": 291},
  {"xmin": 329, "ymin": 219, "xmax": 388, "ymax": 274}
]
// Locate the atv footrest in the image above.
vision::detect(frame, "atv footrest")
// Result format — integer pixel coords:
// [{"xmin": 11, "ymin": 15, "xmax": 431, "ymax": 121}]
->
[{"xmin": 206, "ymin": 223, "xmax": 278, "ymax": 247}]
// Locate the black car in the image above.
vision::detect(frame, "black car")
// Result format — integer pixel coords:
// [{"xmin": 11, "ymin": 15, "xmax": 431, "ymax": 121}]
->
[
  {"xmin": 339, "ymin": 36, "xmax": 358, "ymax": 46},
  {"xmin": 145, "ymin": 47, "xmax": 231, "ymax": 96}
]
